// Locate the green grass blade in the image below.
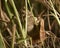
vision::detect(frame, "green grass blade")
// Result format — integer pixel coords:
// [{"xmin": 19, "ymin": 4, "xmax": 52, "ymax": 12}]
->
[{"xmin": 0, "ymin": 30, "xmax": 6, "ymax": 48}]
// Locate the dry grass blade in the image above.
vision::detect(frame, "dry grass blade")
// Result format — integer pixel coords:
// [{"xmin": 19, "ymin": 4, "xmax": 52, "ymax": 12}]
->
[
  {"xmin": 1, "ymin": 9, "xmax": 10, "ymax": 22},
  {"xmin": 49, "ymin": 0, "xmax": 60, "ymax": 25},
  {"xmin": 40, "ymin": 18, "xmax": 46, "ymax": 44},
  {"xmin": 1, "ymin": 9, "xmax": 12, "ymax": 36},
  {"xmin": 11, "ymin": 24, "xmax": 16, "ymax": 48}
]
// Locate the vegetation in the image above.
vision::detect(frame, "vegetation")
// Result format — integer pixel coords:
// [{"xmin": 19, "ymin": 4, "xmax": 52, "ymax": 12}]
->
[{"xmin": 0, "ymin": 0, "xmax": 60, "ymax": 48}]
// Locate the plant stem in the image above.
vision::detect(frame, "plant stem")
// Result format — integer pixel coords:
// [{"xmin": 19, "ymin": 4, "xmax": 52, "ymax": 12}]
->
[
  {"xmin": 25, "ymin": 0, "xmax": 28, "ymax": 38},
  {"xmin": 28, "ymin": 0, "xmax": 37, "ymax": 22},
  {"xmin": 0, "ymin": 30, "xmax": 6, "ymax": 48},
  {"xmin": 49, "ymin": 0, "xmax": 60, "ymax": 25},
  {"xmin": 11, "ymin": 24, "xmax": 16, "ymax": 48},
  {"xmin": 5, "ymin": 0, "xmax": 13, "ymax": 19},
  {"xmin": 10, "ymin": 0, "xmax": 26, "ymax": 38},
  {"xmin": 5, "ymin": 0, "xmax": 20, "ymax": 38}
]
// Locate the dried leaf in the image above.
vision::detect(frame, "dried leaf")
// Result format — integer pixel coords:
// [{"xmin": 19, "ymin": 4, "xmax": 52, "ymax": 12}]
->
[{"xmin": 40, "ymin": 18, "xmax": 46, "ymax": 43}]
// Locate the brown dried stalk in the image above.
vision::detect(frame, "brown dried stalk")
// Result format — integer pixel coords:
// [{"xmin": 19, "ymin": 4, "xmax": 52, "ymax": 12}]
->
[
  {"xmin": 1, "ymin": 9, "xmax": 10, "ymax": 22},
  {"xmin": 11, "ymin": 24, "xmax": 16, "ymax": 48},
  {"xmin": 1, "ymin": 9, "xmax": 12, "ymax": 36},
  {"xmin": 40, "ymin": 18, "xmax": 46, "ymax": 44}
]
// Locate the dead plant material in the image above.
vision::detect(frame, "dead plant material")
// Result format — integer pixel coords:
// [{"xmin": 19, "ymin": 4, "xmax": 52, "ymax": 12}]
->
[
  {"xmin": 40, "ymin": 18, "xmax": 46, "ymax": 44},
  {"xmin": 1, "ymin": 9, "xmax": 12, "ymax": 36},
  {"xmin": 11, "ymin": 24, "xmax": 16, "ymax": 48},
  {"xmin": 1, "ymin": 9, "xmax": 10, "ymax": 22}
]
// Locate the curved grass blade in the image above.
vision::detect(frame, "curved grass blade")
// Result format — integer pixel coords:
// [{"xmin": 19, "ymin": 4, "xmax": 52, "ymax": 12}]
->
[{"xmin": 0, "ymin": 30, "xmax": 6, "ymax": 48}]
